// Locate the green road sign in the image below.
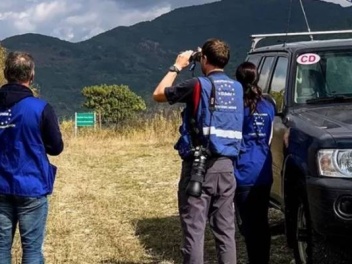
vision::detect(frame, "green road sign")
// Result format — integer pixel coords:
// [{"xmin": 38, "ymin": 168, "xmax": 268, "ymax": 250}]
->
[
  {"xmin": 76, "ymin": 112, "xmax": 95, "ymax": 127},
  {"xmin": 75, "ymin": 112, "xmax": 96, "ymax": 136}
]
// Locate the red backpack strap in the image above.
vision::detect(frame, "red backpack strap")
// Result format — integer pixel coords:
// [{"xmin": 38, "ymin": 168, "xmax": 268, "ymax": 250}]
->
[{"xmin": 192, "ymin": 79, "xmax": 201, "ymax": 116}]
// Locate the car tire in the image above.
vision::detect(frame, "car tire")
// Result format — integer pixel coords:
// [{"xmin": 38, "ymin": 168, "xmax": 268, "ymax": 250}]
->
[
  {"xmin": 293, "ymin": 198, "xmax": 310, "ymax": 264},
  {"xmin": 292, "ymin": 193, "xmax": 352, "ymax": 264}
]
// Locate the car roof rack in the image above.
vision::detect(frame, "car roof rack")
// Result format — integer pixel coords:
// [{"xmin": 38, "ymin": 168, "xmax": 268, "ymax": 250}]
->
[{"xmin": 250, "ymin": 29, "xmax": 352, "ymax": 51}]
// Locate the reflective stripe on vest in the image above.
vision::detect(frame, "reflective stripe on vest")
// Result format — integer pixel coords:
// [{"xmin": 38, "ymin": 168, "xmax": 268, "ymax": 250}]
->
[{"xmin": 202, "ymin": 126, "xmax": 243, "ymax": 140}]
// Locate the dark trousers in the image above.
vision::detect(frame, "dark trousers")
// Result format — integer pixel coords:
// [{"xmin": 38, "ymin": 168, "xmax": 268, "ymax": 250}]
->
[
  {"xmin": 178, "ymin": 158, "xmax": 237, "ymax": 264},
  {"xmin": 235, "ymin": 185, "xmax": 271, "ymax": 264}
]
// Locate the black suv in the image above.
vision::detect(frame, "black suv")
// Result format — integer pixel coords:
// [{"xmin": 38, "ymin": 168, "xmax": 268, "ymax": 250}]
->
[{"xmin": 247, "ymin": 31, "xmax": 352, "ymax": 264}]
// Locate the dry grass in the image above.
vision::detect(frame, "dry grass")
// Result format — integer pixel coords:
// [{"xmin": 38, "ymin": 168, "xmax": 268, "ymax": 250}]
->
[{"xmin": 10, "ymin": 113, "xmax": 293, "ymax": 264}]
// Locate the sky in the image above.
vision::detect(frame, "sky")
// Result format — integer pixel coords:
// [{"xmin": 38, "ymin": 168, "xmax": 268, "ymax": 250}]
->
[
  {"xmin": 0, "ymin": 0, "xmax": 350, "ymax": 42},
  {"xmin": 0, "ymin": 0, "xmax": 219, "ymax": 42}
]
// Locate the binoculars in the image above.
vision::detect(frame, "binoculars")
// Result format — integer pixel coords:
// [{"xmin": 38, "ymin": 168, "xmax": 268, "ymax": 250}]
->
[{"xmin": 189, "ymin": 50, "xmax": 202, "ymax": 63}]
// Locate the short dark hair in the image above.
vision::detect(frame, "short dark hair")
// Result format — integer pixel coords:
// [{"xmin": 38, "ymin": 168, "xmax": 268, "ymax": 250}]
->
[
  {"xmin": 4, "ymin": 51, "xmax": 35, "ymax": 83},
  {"xmin": 202, "ymin": 38, "xmax": 230, "ymax": 68}
]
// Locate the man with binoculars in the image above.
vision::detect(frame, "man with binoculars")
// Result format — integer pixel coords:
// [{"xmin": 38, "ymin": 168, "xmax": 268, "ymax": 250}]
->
[{"xmin": 153, "ymin": 38, "xmax": 243, "ymax": 264}]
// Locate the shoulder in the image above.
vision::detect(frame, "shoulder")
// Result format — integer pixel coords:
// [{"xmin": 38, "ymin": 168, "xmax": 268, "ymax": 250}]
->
[
  {"xmin": 42, "ymin": 103, "xmax": 58, "ymax": 117},
  {"xmin": 21, "ymin": 97, "xmax": 48, "ymax": 109},
  {"xmin": 41, "ymin": 104, "xmax": 59, "ymax": 125},
  {"xmin": 175, "ymin": 77, "xmax": 199, "ymax": 88},
  {"xmin": 165, "ymin": 77, "xmax": 199, "ymax": 104},
  {"xmin": 260, "ymin": 98, "xmax": 276, "ymax": 117},
  {"xmin": 167, "ymin": 77, "xmax": 200, "ymax": 93}
]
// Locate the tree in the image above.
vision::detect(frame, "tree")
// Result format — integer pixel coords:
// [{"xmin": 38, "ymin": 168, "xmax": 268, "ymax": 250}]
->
[
  {"xmin": 82, "ymin": 84, "xmax": 146, "ymax": 126},
  {"xmin": 0, "ymin": 45, "xmax": 6, "ymax": 86}
]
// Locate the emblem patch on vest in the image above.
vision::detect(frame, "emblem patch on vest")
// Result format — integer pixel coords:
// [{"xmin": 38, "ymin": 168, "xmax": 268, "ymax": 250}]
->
[
  {"xmin": 215, "ymin": 80, "xmax": 237, "ymax": 110},
  {"xmin": 0, "ymin": 109, "xmax": 15, "ymax": 129}
]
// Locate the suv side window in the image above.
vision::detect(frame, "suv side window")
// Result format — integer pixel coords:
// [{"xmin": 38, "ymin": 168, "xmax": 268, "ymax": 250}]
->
[
  {"xmin": 258, "ymin": 57, "xmax": 274, "ymax": 92},
  {"xmin": 269, "ymin": 57, "xmax": 288, "ymax": 112},
  {"xmin": 247, "ymin": 55, "xmax": 262, "ymax": 67}
]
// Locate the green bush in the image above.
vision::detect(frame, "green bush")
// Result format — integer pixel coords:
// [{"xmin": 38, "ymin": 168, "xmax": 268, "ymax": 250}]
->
[{"xmin": 82, "ymin": 84, "xmax": 146, "ymax": 127}]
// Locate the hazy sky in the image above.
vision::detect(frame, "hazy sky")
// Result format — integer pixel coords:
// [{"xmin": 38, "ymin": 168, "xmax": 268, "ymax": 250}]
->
[
  {"xmin": 0, "ymin": 0, "xmax": 219, "ymax": 42},
  {"xmin": 0, "ymin": 0, "xmax": 350, "ymax": 42}
]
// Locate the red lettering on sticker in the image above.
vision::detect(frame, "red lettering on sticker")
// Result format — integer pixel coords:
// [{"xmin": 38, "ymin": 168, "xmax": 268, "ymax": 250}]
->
[
  {"xmin": 309, "ymin": 55, "xmax": 316, "ymax": 62},
  {"xmin": 300, "ymin": 55, "xmax": 308, "ymax": 63},
  {"xmin": 297, "ymin": 53, "xmax": 321, "ymax": 65}
]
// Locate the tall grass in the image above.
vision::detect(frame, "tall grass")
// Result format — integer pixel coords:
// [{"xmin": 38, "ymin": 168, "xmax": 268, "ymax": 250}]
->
[{"xmin": 60, "ymin": 110, "xmax": 181, "ymax": 143}]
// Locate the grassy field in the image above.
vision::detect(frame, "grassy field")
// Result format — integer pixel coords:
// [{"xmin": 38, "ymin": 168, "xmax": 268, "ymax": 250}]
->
[{"xmin": 10, "ymin": 116, "xmax": 293, "ymax": 264}]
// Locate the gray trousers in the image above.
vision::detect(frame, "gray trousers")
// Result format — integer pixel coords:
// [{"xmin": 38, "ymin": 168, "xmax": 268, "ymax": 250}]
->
[{"xmin": 178, "ymin": 158, "xmax": 237, "ymax": 264}]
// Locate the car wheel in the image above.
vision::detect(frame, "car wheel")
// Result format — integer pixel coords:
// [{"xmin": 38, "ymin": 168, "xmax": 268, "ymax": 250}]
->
[
  {"xmin": 295, "ymin": 201, "xmax": 309, "ymax": 263},
  {"xmin": 293, "ymin": 197, "xmax": 310, "ymax": 264},
  {"xmin": 293, "ymin": 196, "xmax": 352, "ymax": 264}
]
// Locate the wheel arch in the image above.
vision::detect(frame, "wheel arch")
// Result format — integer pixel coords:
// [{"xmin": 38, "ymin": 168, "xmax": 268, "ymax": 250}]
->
[
  {"xmin": 282, "ymin": 154, "xmax": 308, "ymax": 206},
  {"xmin": 282, "ymin": 154, "xmax": 309, "ymax": 247}
]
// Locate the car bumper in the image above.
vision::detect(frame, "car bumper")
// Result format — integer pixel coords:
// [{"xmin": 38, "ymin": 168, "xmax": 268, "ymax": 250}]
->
[{"xmin": 307, "ymin": 177, "xmax": 352, "ymax": 239}]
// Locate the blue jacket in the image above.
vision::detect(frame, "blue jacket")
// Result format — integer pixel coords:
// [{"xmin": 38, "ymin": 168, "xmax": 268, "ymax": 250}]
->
[
  {"xmin": 175, "ymin": 73, "xmax": 243, "ymax": 159},
  {"xmin": 0, "ymin": 84, "xmax": 63, "ymax": 197}
]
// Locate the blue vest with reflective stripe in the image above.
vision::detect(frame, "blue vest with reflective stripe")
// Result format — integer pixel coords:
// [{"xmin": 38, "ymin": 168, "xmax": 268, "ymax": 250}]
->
[
  {"xmin": 175, "ymin": 73, "xmax": 243, "ymax": 158},
  {"xmin": 197, "ymin": 74, "xmax": 243, "ymax": 157},
  {"xmin": 0, "ymin": 97, "xmax": 57, "ymax": 197}
]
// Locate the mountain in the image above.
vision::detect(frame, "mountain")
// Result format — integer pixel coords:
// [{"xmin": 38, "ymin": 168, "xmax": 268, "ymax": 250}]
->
[{"xmin": 2, "ymin": 0, "xmax": 352, "ymax": 117}]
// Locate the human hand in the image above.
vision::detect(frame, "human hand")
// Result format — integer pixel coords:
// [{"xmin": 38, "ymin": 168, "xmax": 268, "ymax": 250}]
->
[{"xmin": 174, "ymin": 50, "xmax": 193, "ymax": 71}]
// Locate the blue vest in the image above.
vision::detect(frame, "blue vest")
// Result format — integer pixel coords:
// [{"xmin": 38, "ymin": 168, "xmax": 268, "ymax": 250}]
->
[
  {"xmin": 235, "ymin": 99, "xmax": 275, "ymax": 186},
  {"xmin": 0, "ymin": 97, "xmax": 57, "ymax": 197},
  {"xmin": 175, "ymin": 73, "xmax": 243, "ymax": 158}
]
